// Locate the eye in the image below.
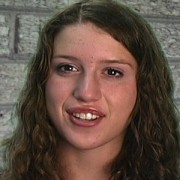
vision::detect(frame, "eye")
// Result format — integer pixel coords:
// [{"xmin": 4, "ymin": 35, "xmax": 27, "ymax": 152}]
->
[
  {"xmin": 56, "ymin": 64, "xmax": 78, "ymax": 74},
  {"xmin": 105, "ymin": 68, "xmax": 124, "ymax": 78}
]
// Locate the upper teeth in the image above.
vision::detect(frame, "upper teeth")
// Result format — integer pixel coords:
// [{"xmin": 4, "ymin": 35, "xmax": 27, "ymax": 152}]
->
[{"xmin": 73, "ymin": 113, "xmax": 100, "ymax": 120}]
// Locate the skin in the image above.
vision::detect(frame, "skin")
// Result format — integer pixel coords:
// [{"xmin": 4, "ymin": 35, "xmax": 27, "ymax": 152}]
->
[{"xmin": 45, "ymin": 22, "xmax": 137, "ymax": 179}]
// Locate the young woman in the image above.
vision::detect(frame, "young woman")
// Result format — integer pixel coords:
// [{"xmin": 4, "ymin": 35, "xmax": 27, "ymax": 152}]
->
[{"xmin": 2, "ymin": 0, "xmax": 179, "ymax": 179}]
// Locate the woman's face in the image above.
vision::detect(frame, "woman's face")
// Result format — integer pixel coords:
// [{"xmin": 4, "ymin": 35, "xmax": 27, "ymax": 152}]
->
[{"xmin": 45, "ymin": 22, "xmax": 137, "ymax": 152}]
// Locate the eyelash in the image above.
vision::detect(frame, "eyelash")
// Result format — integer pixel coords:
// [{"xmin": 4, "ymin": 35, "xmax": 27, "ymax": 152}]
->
[
  {"xmin": 56, "ymin": 64, "xmax": 79, "ymax": 74},
  {"xmin": 105, "ymin": 68, "xmax": 124, "ymax": 78},
  {"xmin": 55, "ymin": 64, "xmax": 124, "ymax": 78}
]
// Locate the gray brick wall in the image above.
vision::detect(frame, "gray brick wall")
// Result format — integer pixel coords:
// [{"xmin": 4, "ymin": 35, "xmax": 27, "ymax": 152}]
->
[{"xmin": 0, "ymin": 0, "xmax": 180, "ymax": 169}]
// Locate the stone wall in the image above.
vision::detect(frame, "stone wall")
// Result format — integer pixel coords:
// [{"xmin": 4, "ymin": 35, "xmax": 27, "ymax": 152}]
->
[{"xmin": 0, "ymin": 0, "xmax": 180, "ymax": 169}]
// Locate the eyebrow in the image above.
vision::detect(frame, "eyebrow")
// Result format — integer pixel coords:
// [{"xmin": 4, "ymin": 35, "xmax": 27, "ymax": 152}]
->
[
  {"xmin": 99, "ymin": 59, "xmax": 133, "ymax": 67},
  {"xmin": 52, "ymin": 55, "xmax": 134, "ymax": 68},
  {"xmin": 52, "ymin": 55, "xmax": 79, "ymax": 61}
]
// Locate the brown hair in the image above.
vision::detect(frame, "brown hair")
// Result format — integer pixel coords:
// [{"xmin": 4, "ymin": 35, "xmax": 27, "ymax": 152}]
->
[{"xmin": 2, "ymin": 0, "xmax": 179, "ymax": 179}]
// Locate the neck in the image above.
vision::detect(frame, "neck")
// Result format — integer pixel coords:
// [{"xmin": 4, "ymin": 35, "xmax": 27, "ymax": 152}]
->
[{"xmin": 57, "ymin": 140, "xmax": 122, "ymax": 180}]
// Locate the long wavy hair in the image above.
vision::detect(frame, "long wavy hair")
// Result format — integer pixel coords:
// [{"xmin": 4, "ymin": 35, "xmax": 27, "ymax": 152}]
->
[{"xmin": 2, "ymin": 0, "xmax": 179, "ymax": 179}]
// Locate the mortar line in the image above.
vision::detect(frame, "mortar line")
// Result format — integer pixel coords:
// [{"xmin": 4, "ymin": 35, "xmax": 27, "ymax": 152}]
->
[
  {"xmin": 8, "ymin": 12, "xmax": 16, "ymax": 59},
  {"xmin": 0, "ymin": 6, "xmax": 180, "ymax": 23}
]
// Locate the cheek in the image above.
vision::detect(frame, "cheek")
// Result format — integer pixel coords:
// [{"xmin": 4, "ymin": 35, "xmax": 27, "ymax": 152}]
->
[
  {"xmin": 45, "ymin": 77, "xmax": 71, "ymax": 104},
  {"xmin": 45, "ymin": 79, "xmax": 66, "ymax": 125},
  {"xmin": 45, "ymin": 81, "xmax": 65, "ymax": 120},
  {"xmin": 46, "ymin": 80, "xmax": 59, "ymax": 104},
  {"xmin": 107, "ymin": 83, "xmax": 137, "ymax": 115}
]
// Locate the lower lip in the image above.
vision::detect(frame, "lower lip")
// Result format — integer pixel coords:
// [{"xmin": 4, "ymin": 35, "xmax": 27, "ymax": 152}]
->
[{"xmin": 68, "ymin": 114, "xmax": 103, "ymax": 127}]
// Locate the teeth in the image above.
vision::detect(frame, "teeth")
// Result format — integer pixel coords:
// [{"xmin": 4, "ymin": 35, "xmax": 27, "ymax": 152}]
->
[
  {"xmin": 86, "ymin": 113, "xmax": 92, "ymax": 120},
  {"xmin": 73, "ymin": 113, "xmax": 100, "ymax": 120},
  {"xmin": 80, "ymin": 113, "xmax": 86, "ymax": 119}
]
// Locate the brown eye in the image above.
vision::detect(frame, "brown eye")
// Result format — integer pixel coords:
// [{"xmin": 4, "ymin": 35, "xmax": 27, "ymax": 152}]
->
[
  {"xmin": 56, "ymin": 64, "xmax": 78, "ymax": 73},
  {"xmin": 106, "ymin": 68, "xmax": 124, "ymax": 78}
]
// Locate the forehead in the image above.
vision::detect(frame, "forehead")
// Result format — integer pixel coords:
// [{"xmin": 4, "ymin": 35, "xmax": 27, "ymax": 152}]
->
[
  {"xmin": 53, "ymin": 22, "xmax": 137, "ymax": 68},
  {"xmin": 54, "ymin": 22, "xmax": 109, "ymax": 45}
]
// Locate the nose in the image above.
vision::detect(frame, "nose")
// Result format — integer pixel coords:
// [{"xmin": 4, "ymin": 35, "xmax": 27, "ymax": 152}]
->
[{"xmin": 73, "ymin": 74, "xmax": 102, "ymax": 102}]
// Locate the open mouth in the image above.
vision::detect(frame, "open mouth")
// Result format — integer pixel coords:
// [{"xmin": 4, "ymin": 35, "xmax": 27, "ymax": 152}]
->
[
  {"xmin": 66, "ymin": 107, "xmax": 105, "ymax": 126},
  {"xmin": 72, "ymin": 112, "xmax": 100, "ymax": 121}
]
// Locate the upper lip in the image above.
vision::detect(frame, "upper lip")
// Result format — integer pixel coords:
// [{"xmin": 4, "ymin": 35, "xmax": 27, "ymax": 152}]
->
[{"xmin": 66, "ymin": 107, "xmax": 106, "ymax": 117}]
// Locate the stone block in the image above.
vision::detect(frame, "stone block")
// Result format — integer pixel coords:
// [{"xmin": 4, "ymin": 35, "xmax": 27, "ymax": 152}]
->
[
  {"xmin": 0, "ymin": 0, "xmax": 67, "ymax": 8},
  {"xmin": 16, "ymin": 14, "xmax": 49, "ymax": 54},
  {"xmin": 176, "ymin": 103, "xmax": 180, "ymax": 113},
  {"xmin": 0, "ymin": 14, "xmax": 10, "ymax": 55},
  {"xmin": 0, "ymin": 0, "xmax": 179, "ymax": 16},
  {"xmin": 0, "ymin": 107, "xmax": 15, "ymax": 140},
  {"xmin": 151, "ymin": 22, "xmax": 180, "ymax": 58},
  {"xmin": 0, "ymin": 63, "xmax": 26, "ymax": 104},
  {"xmin": 0, "ymin": 107, "xmax": 15, "ymax": 171},
  {"xmin": 120, "ymin": 0, "xmax": 180, "ymax": 16},
  {"xmin": 16, "ymin": 14, "xmax": 180, "ymax": 59},
  {"xmin": 170, "ymin": 62, "xmax": 180, "ymax": 100}
]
